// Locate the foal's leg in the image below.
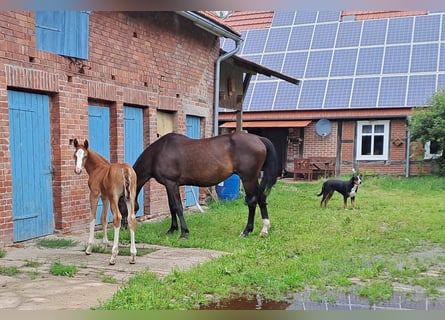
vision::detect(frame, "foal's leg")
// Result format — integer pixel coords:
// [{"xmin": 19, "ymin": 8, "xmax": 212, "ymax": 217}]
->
[
  {"xmin": 86, "ymin": 192, "xmax": 100, "ymax": 255},
  {"xmin": 109, "ymin": 196, "xmax": 121, "ymax": 265},
  {"xmin": 101, "ymin": 198, "xmax": 110, "ymax": 249},
  {"xmin": 165, "ymin": 182, "xmax": 189, "ymax": 239},
  {"xmin": 126, "ymin": 198, "xmax": 137, "ymax": 264}
]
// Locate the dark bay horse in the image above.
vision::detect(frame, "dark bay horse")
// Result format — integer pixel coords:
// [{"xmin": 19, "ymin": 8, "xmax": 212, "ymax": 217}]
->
[
  {"xmin": 73, "ymin": 139, "xmax": 138, "ymax": 265},
  {"xmin": 118, "ymin": 131, "xmax": 278, "ymax": 238}
]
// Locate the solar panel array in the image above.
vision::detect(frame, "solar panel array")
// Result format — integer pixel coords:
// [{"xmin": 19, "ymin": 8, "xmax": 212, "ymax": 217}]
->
[{"xmin": 220, "ymin": 11, "xmax": 445, "ymax": 111}]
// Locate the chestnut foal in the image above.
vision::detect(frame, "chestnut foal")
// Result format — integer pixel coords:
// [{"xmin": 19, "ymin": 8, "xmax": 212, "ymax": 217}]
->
[{"xmin": 73, "ymin": 138, "xmax": 137, "ymax": 265}]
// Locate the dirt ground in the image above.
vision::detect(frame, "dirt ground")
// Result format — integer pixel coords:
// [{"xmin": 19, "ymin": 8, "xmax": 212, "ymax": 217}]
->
[{"xmin": 0, "ymin": 230, "xmax": 226, "ymax": 310}]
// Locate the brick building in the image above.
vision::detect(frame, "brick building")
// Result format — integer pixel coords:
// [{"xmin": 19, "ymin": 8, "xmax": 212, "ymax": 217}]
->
[
  {"xmin": 0, "ymin": 11, "xmax": 242, "ymax": 244},
  {"xmin": 219, "ymin": 11, "xmax": 442, "ymax": 178}
]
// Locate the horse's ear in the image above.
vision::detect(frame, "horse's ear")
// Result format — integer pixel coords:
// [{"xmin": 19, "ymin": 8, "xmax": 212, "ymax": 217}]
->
[
  {"xmin": 84, "ymin": 139, "xmax": 89, "ymax": 149},
  {"xmin": 73, "ymin": 139, "xmax": 79, "ymax": 148}
]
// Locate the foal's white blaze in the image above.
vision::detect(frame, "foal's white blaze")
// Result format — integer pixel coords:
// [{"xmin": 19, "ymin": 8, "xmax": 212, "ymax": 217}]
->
[
  {"xmin": 74, "ymin": 148, "xmax": 85, "ymax": 174},
  {"xmin": 260, "ymin": 218, "xmax": 270, "ymax": 236}
]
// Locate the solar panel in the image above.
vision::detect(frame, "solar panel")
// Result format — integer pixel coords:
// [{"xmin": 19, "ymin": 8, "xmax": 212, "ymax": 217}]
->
[
  {"xmin": 288, "ymin": 25, "xmax": 314, "ymax": 50},
  {"xmin": 233, "ymin": 11, "xmax": 445, "ymax": 111},
  {"xmin": 413, "ymin": 14, "xmax": 441, "ymax": 42},
  {"xmin": 324, "ymin": 78, "xmax": 353, "ymax": 108},
  {"xmin": 257, "ymin": 54, "xmax": 284, "ymax": 80},
  {"xmin": 273, "ymin": 81, "xmax": 300, "ymax": 110},
  {"xmin": 410, "ymin": 43, "xmax": 438, "ymax": 72},
  {"xmin": 351, "ymin": 77, "xmax": 380, "ymax": 108},
  {"xmin": 272, "ymin": 11, "xmax": 295, "ymax": 26},
  {"xmin": 249, "ymin": 82, "xmax": 278, "ymax": 111},
  {"xmin": 440, "ymin": 43, "xmax": 445, "ymax": 71},
  {"xmin": 386, "ymin": 16, "xmax": 414, "ymax": 44},
  {"xmin": 242, "ymin": 29, "xmax": 268, "ymax": 54},
  {"xmin": 360, "ymin": 19, "xmax": 387, "ymax": 46},
  {"xmin": 330, "ymin": 49, "xmax": 357, "ymax": 76},
  {"xmin": 305, "ymin": 50, "xmax": 333, "ymax": 78},
  {"xmin": 311, "ymin": 23, "xmax": 338, "ymax": 49},
  {"xmin": 407, "ymin": 75, "xmax": 437, "ymax": 106},
  {"xmin": 265, "ymin": 27, "xmax": 291, "ymax": 52},
  {"xmin": 378, "ymin": 76, "xmax": 408, "ymax": 106},
  {"xmin": 383, "ymin": 45, "xmax": 411, "ymax": 74},
  {"xmin": 317, "ymin": 11, "xmax": 340, "ymax": 23},
  {"xmin": 294, "ymin": 11, "xmax": 317, "ymax": 25},
  {"xmin": 356, "ymin": 47, "xmax": 384, "ymax": 75},
  {"xmin": 298, "ymin": 80, "xmax": 327, "ymax": 108},
  {"xmin": 282, "ymin": 52, "xmax": 308, "ymax": 78},
  {"xmin": 336, "ymin": 21, "xmax": 362, "ymax": 47}
]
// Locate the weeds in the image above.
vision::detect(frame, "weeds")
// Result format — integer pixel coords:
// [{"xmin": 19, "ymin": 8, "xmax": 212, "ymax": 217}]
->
[{"xmin": 49, "ymin": 261, "xmax": 78, "ymax": 277}]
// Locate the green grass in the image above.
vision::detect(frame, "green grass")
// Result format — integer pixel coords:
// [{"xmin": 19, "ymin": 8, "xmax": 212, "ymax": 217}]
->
[
  {"xmin": 36, "ymin": 238, "xmax": 78, "ymax": 249},
  {"xmin": 49, "ymin": 261, "xmax": 78, "ymax": 277},
  {"xmin": 0, "ymin": 265, "xmax": 20, "ymax": 276},
  {"xmin": 97, "ymin": 175, "xmax": 445, "ymax": 310}
]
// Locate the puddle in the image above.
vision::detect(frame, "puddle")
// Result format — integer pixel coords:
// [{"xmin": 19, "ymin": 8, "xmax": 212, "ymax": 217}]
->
[{"xmin": 199, "ymin": 295, "xmax": 290, "ymax": 310}]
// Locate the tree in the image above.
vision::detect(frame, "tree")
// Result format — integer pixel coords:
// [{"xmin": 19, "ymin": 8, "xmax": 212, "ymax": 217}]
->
[{"xmin": 409, "ymin": 88, "xmax": 445, "ymax": 175}]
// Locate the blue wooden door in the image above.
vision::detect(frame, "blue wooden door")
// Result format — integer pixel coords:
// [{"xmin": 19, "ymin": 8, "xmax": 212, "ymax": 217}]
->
[
  {"xmin": 8, "ymin": 90, "xmax": 54, "ymax": 241},
  {"xmin": 185, "ymin": 116, "xmax": 201, "ymax": 207},
  {"xmin": 88, "ymin": 105, "xmax": 112, "ymax": 224},
  {"xmin": 124, "ymin": 105, "xmax": 144, "ymax": 217}
]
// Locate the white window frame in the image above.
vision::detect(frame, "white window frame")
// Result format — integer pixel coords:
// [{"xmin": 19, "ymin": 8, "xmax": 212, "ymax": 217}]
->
[
  {"xmin": 424, "ymin": 141, "xmax": 442, "ymax": 160},
  {"xmin": 356, "ymin": 120, "xmax": 390, "ymax": 161}
]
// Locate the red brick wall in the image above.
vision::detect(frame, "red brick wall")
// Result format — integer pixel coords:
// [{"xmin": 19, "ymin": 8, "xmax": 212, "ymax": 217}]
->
[
  {"xmin": 287, "ymin": 119, "xmax": 431, "ymax": 178},
  {"xmin": 0, "ymin": 11, "xmax": 219, "ymax": 244}
]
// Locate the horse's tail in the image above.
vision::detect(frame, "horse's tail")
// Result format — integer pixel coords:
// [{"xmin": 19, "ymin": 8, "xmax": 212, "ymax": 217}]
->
[
  {"xmin": 259, "ymin": 136, "xmax": 278, "ymax": 195},
  {"xmin": 122, "ymin": 167, "xmax": 133, "ymax": 201}
]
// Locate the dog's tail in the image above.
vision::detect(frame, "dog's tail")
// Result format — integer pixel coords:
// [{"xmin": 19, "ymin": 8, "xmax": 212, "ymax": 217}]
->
[{"xmin": 316, "ymin": 186, "xmax": 323, "ymax": 197}]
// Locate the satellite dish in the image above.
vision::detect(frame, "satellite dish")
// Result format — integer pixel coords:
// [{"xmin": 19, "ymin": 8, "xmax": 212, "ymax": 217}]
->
[{"xmin": 315, "ymin": 119, "xmax": 332, "ymax": 137}]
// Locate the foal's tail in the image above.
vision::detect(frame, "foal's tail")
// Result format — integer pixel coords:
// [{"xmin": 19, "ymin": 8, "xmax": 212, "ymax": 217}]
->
[
  {"xmin": 259, "ymin": 136, "xmax": 278, "ymax": 195},
  {"xmin": 122, "ymin": 167, "xmax": 134, "ymax": 201}
]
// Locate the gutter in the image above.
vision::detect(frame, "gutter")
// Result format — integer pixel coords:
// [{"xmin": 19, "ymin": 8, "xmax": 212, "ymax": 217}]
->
[{"xmin": 175, "ymin": 11, "xmax": 242, "ymax": 136}]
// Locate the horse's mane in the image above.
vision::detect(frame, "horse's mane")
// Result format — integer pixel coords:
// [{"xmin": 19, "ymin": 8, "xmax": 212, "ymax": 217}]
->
[{"xmin": 87, "ymin": 148, "xmax": 110, "ymax": 165}]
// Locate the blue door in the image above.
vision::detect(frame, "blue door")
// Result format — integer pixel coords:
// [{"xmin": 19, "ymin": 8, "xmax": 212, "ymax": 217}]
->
[
  {"xmin": 8, "ymin": 90, "xmax": 54, "ymax": 241},
  {"xmin": 185, "ymin": 116, "xmax": 201, "ymax": 207},
  {"xmin": 124, "ymin": 105, "xmax": 144, "ymax": 217},
  {"xmin": 88, "ymin": 105, "xmax": 112, "ymax": 224}
]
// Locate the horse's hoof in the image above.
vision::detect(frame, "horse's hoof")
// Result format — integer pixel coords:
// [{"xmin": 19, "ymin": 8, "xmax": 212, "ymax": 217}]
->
[
  {"xmin": 109, "ymin": 260, "xmax": 116, "ymax": 265},
  {"xmin": 259, "ymin": 232, "xmax": 268, "ymax": 237},
  {"xmin": 85, "ymin": 250, "xmax": 92, "ymax": 255},
  {"xmin": 240, "ymin": 232, "xmax": 248, "ymax": 237}
]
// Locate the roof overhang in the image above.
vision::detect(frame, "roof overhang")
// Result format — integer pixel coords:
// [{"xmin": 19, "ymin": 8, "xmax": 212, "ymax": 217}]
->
[
  {"xmin": 219, "ymin": 108, "xmax": 413, "ymax": 122},
  {"xmin": 226, "ymin": 52, "xmax": 300, "ymax": 85},
  {"xmin": 220, "ymin": 120, "xmax": 311, "ymax": 128}
]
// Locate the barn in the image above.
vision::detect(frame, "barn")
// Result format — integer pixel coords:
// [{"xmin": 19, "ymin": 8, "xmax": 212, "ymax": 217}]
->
[
  {"xmin": 0, "ymin": 11, "xmax": 239, "ymax": 244},
  {"xmin": 218, "ymin": 11, "xmax": 443, "ymax": 179}
]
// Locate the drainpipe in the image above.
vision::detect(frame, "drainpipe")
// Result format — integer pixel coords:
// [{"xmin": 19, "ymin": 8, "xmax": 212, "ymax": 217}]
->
[
  {"xmin": 175, "ymin": 11, "xmax": 242, "ymax": 136},
  {"xmin": 213, "ymin": 44, "xmax": 241, "ymax": 136},
  {"xmin": 406, "ymin": 115, "xmax": 411, "ymax": 177}
]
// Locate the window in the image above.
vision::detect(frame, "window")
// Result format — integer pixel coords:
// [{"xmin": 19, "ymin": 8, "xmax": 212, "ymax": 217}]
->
[
  {"xmin": 35, "ymin": 11, "xmax": 90, "ymax": 59},
  {"xmin": 424, "ymin": 141, "xmax": 442, "ymax": 160},
  {"xmin": 356, "ymin": 120, "xmax": 390, "ymax": 160}
]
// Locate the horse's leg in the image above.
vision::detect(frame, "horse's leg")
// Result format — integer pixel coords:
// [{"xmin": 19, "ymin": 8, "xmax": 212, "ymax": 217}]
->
[
  {"xmin": 165, "ymin": 182, "xmax": 189, "ymax": 239},
  {"xmin": 109, "ymin": 196, "xmax": 121, "ymax": 265},
  {"xmin": 126, "ymin": 197, "xmax": 137, "ymax": 264},
  {"xmin": 100, "ymin": 198, "xmax": 110, "ymax": 249},
  {"xmin": 86, "ymin": 192, "xmax": 100, "ymax": 255},
  {"xmin": 257, "ymin": 187, "xmax": 270, "ymax": 237},
  {"xmin": 240, "ymin": 180, "xmax": 258, "ymax": 237}
]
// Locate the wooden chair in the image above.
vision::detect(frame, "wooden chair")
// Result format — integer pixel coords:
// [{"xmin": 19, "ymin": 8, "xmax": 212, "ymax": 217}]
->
[
  {"xmin": 293, "ymin": 158, "xmax": 314, "ymax": 181},
  {"xmin": 311, "ymin": 157, "xmax": 336, "ymax": 178}
]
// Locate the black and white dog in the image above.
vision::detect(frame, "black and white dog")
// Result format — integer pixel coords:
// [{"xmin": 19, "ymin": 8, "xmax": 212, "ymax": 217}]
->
[{"xmin": 317, "ymin": 175, "xmax": 362, "ymax": 209}]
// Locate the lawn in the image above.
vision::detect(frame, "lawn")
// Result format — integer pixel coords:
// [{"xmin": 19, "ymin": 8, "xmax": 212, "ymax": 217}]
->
[{"xmin": 97, "ymin": 175, "xmax": 445, "ymax": 310}]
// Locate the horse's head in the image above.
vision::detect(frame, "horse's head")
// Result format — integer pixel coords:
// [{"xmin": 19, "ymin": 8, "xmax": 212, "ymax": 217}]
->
[{"xmin": 73, "ymin": 138, "xmax": 89, "ymax": 174}]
